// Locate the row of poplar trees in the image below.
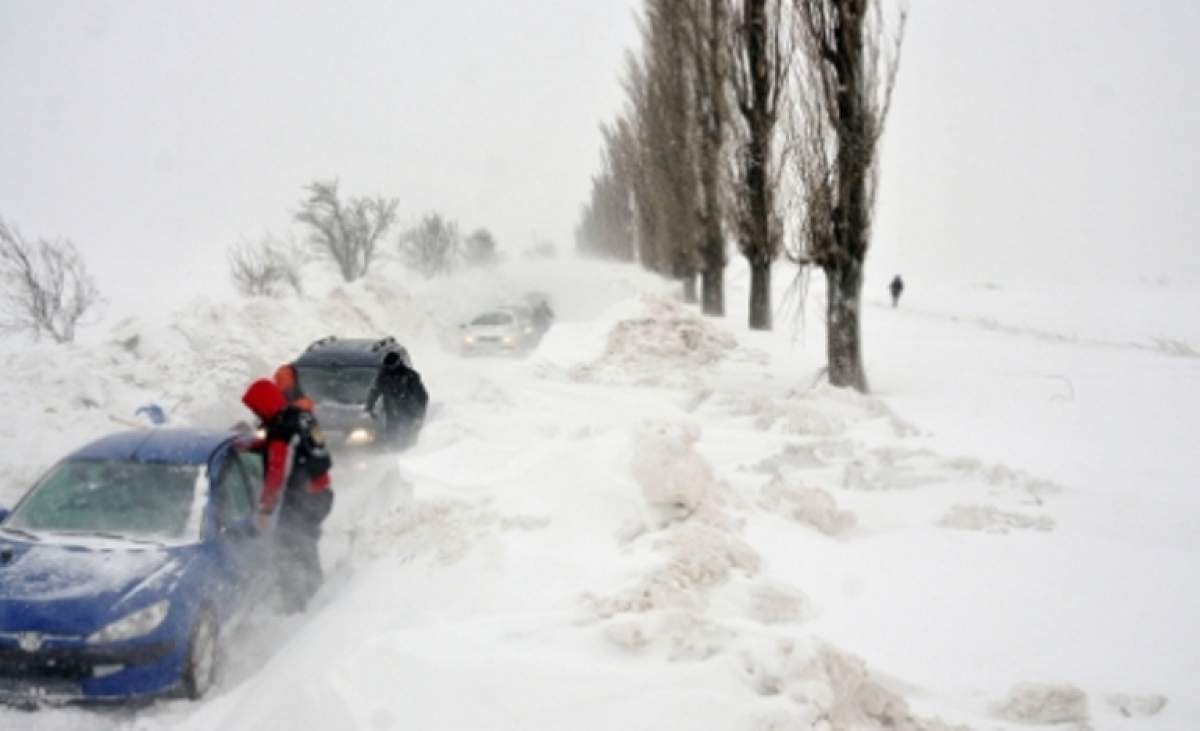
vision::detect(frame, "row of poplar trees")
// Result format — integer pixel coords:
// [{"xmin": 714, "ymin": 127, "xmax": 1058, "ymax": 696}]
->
[{"xmin": 575, "ymin": 0, "xmax": 904, "ymax": 393}]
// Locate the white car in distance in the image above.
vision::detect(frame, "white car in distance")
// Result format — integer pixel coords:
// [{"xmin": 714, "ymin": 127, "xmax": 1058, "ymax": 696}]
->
[{"xmin": 459, "ymin": 307, "xmax": 537, "ymax": 356}]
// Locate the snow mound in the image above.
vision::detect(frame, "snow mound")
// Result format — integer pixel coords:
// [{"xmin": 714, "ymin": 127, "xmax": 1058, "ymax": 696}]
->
[
  {"xmin": 726, "ymin": 384, "xmax": 920, "ymax": 438},
  {"xmin": 630, "ymin": 421, "xmax": 718, "ymax": 526},
  {"xmin": 748, "ymin": 582, "xmax": 812, "ymax": 625},
  {"xmin": 568, "ymin": 295, "xmax": 737, "ymax": 387},
  {"xmin": 1106, "ymin": 693, "xmax": 1168, "ymax": 719},
  {"xmin": 741, "ymin": 640, "xmax": 963, "ymax": 730},
  {"xmin": 993, "ymin": 683, "xmax": 1089, "ymax": 725},
  {"xmin": 939, "ymin": 504, "xmax": 1055, "ymax": 534},
  {"xmin": 759, "ymin": 475, "xmax": 857, "ymax": 536},
  {"xmin": 586, "ymin": 523, "xmax": 760, "ymax": 620}
]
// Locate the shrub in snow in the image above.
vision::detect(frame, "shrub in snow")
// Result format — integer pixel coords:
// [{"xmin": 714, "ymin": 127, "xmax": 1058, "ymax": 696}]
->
[
  {"xmin": 399, "ymin": 212, "xmax": 461, "ymax": 278},
  {"xmin": 992, "ymin": 683, "xmax": 1089, "ymax": 725},
  {"xmin": 760, "ymin": 476, "xmax": 856, "ymax": 536},
  {"xmin": 227, "ymin": 235, "xmax": 304, "ymax": 297},
  {"xmin": 0, "ymin": 217, "xmax": 102, "ymax": 344},
  {"xmin": 295, "ymin": 179, "xmax": 398, "ymax": 282}
]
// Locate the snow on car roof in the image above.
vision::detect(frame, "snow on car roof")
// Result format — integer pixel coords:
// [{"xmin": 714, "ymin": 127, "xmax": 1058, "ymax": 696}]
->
[{"xmin": 67, "ymin": 428, "xmax": 239, "ymax": 465}]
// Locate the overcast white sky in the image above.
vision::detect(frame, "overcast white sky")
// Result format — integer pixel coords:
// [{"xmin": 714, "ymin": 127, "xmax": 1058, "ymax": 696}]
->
[
  {"xmin": 872, "ymin": 0, "xmax": 1200, "ymax": 290},
  {"xmin": 2, "ymin": 0, "xmax": 1198, "ymax": 315}
]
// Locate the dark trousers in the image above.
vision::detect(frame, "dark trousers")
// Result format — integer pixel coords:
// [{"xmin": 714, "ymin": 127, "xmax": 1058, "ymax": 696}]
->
[{"xmin": 274, "ymin": 489, "xmax": 333, "ymax": 612}]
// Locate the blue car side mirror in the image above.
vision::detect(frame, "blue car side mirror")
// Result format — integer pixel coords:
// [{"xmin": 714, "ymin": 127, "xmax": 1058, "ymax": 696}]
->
[{"xmin": 0, "ymin": 508, "xmax": 8, "ymax": 523}]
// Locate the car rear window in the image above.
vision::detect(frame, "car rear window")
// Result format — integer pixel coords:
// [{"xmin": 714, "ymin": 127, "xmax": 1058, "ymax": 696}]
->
[
  {"xmin": 296, "ymin": 366, "xmax": 377, "ymax": 405},
  {"xmin": 471, "ymin": 312, "xmax": 512, "ymax": 326}
]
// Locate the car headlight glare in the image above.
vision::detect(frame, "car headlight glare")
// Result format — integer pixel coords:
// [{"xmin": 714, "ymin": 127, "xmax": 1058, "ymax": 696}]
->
[
  {"xmin": 346, "ymin": 428, "xmax": 376, "ymax": 445},
  {"xmin": 87, "ymin": 600, "xmax": 170, "ymax": 644},
  {"xmin": 463, "ymin": 335, "xmax": 475, "ymax": 344},
  {"xmin": 502, "ymin": 336, "xmax": 514, "ymax": 344}
]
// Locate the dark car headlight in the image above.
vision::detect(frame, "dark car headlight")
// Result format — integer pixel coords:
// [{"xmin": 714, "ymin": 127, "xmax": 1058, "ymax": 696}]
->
[{"xmin": 87, "ymin": 600, "xmax": 170, "ymax": 644}]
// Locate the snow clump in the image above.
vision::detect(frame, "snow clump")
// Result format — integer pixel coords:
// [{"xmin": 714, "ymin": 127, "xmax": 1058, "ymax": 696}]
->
[
  {"xmin": 630, "ymin": 421, "xmax": 718, "ymax": 526},
  {"xmin": 992, "ymin": 683, "xmax": 1089, "ymax": 725},
  {"xmin": 759, "ymin": 475, "xmax": 857, "ymax": 536}
]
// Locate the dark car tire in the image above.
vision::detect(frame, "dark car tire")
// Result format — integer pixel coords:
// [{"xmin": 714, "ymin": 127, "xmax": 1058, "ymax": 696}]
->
[{"xmin": 182, "ymin": 610, "xmax": 219, "ymax": 700}]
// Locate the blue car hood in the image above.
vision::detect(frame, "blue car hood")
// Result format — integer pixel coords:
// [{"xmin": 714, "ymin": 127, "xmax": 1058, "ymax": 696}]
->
[{"xmin": 0, "ymin": 539, "xmax": 186, "ymax": 635}]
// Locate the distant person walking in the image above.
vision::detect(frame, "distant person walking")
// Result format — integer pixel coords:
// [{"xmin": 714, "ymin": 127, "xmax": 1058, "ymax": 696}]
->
[{"xmin": 889, "ymin": 275, "xmax": 905, "ymax": 308}]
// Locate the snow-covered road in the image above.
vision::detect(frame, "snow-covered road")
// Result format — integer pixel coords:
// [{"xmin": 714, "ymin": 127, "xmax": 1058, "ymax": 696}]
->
[{"xmin": 1, "ymin": 261, "xmax": 1195, "ymax": 729}]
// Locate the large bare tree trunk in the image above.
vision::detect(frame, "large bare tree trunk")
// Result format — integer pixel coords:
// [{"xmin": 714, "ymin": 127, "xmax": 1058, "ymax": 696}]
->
[
  {"xmin": 701, "ymin": 264, "xmax": 723, "ymax": 315},
  {"xmin": 825, "ymin": 261, "xmax": 867, "ymax": 391},
  {"xmin": 683, "ymin": 273, "xmax": 699, "ymax": 304},
  {"xmin": 733, "ymin": 0, "xmax": 786, "ymax": 331},
  {"xmin": 749, "ymin": 258, "xmax": 772, "ymax": 329}
]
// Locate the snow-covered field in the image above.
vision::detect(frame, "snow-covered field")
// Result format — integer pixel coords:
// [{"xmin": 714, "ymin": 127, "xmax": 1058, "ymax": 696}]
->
[{"xmin": 1, "ymin": 257, "xmax": 1196, "ymax": 730}]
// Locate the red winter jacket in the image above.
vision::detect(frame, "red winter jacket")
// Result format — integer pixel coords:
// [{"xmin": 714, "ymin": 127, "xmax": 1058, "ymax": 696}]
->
[{"xmin": 242, "ymin": 379, "xmax": 331, "ymax": 514}]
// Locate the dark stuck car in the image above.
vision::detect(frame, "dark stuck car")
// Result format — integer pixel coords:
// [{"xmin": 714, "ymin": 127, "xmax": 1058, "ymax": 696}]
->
[{"xmin": 290, "ymin": 336, "xmax": 427, "ymax": 449}]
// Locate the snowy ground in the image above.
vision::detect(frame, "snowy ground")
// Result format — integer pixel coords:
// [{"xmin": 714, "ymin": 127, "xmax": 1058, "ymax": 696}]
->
[{"xmin": 0, "ymin": 257, "xmax": 1196, "ymax": 729}]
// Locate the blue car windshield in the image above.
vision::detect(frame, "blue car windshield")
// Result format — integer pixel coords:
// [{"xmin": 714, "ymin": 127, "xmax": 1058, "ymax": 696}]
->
[
  {"xmin": 6, "ymin": 460, "xmax": 202, "ymax": 541},
  {"xmin": 297, "ymin": 366, "xmax": 377, "ymax": 405}
]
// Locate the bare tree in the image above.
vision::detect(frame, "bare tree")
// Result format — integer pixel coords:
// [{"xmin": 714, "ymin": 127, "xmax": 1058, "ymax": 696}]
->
[
  {"xmin": 684, "ymin": 0, "xmax": 734, "ymax": 316},
  {"xmin": 0, "ymin": 218, "xmax": 102, "ymax": 344},
  {"xmin": 228, "ymin": 234, "xmax": 304, "ymax": 297},
  {"xmin": 401, "ymin": 213, "xmax": 461, "ymax": 277},
  {"xmin": 731, "ymin": 0, "xmax": 791, "ymax": 330},
  {"xmin": 791, "ymin": 0, "xmax": 904, "ymax": 391},
  {"xmin": 463, "ymin": 228, "xmax": 499, "ymax": 267},
  {"xmin": 294, "ymin": 180, "xmax": 398, "ymax": 282},
  {"xmin": 575, "ymin": 120, "xmax": 637, "ymax": 261},
  {"xmin": 635, "ymin": 0, "xmax": 705, "ymax": 302}
]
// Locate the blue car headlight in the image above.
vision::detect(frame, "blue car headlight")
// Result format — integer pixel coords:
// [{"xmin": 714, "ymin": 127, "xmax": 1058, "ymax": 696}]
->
[{"xmin": 87, "ymin": 600, "xmax": 171, "ymax": 644}]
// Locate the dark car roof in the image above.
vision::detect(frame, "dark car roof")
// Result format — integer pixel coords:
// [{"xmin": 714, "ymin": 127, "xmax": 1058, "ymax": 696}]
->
[
  {"xmin": 292, "ymin": 337, "xmax": 407, "ymax": 368},
  {"xmin": 68, "ymin": 428, "xmax": 240, "ymax": 465}
]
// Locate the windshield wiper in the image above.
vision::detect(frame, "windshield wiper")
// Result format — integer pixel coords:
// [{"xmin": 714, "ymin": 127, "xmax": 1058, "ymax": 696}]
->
[{"xmin": 0, "ymin": 525, "xmax": 40, "ymax": 542}]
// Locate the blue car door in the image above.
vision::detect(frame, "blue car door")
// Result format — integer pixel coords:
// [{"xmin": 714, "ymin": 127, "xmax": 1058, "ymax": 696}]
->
[{"xmin": 212, "ymin": 453, "xmax": 266, "ymax": 608}]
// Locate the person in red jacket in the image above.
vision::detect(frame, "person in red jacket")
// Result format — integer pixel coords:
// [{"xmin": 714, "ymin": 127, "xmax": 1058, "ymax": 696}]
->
[
  {"xmin": 242, "ymin": 378, "xmax": 333, "ymax": 612},
  {"xmin": 273, "ymin": 363, "xmax": 315, "ymax": 413}
]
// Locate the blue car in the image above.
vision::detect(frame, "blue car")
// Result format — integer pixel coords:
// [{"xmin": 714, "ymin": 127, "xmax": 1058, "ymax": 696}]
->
[{"xmin": 0, "ymin": 429, "xmax": 268, "ymax": 704}]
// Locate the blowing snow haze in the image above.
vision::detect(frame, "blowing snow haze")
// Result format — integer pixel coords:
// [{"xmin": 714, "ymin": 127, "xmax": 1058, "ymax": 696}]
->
[
  {"xmin": 0, "ymin": 0, "xmax": 640, "ymax": 315},
  {"xmin": 3, "ymin": 0, "xmax": 1198, "ymax": 312}
]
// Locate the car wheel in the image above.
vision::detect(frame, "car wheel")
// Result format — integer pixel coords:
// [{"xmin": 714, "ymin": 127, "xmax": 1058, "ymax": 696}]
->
[{"xmin": 182, "ymin": 610, "xmax": 219, "ymax": 700}]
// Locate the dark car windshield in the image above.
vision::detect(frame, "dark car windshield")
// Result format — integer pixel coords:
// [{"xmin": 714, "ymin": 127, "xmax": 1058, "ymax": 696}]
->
[
  {"xmin": 471, "ymin": 312, "xmax": 513, "ymax": 326},
  {"xmin": 296, "ymin": 366, "xmax": 377, "ymax": 405},
  {"xmin": 6, "ymin": 460, "xmax": 202, "ymax": 541}
]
